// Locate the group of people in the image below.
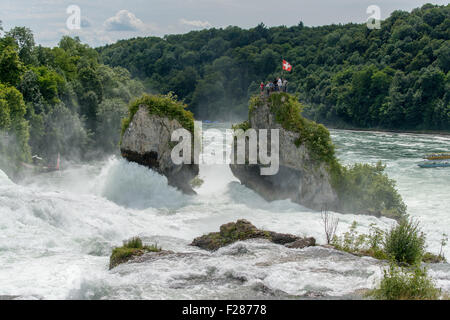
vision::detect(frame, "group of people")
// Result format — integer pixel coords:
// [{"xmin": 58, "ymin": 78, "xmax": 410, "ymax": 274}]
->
[{"xmin": 260, "ymin": 78, "xmax": 288, "ymax": 96}]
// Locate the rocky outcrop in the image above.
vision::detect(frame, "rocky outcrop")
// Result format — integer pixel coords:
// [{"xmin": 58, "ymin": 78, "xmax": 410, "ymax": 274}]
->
[
  {"xmin": 121, "ymin": 105, "xmax": 199, "ymax": 195},
  {"xmin": 191, "ymin": 219, "xmax": 316, "ymax": 251},
  {"xmin": 230, "ymin": 96, "xmax": 339, "ymax": 211},
  {"xmin": 229, "ymin": 94, "xmax": 409, "ymax": 220},
  {"xmin": 109, "ymin": 237, "xmax": 170, "ymax": 269},
  {"xmin": 110, "ymin": 249, "xmax": 177, "ymax": 269}
]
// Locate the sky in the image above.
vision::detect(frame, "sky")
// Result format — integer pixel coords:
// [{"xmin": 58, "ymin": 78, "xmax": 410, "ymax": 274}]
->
[{"xmin": 0, "ymin": 0, "xmax": 448, "ymax": 48}]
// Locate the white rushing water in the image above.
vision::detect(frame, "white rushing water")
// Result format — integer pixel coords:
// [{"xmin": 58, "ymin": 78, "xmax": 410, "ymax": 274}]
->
[{"xmin": 0, "ymin": 125, "xmax": 449, "ymax": 299}]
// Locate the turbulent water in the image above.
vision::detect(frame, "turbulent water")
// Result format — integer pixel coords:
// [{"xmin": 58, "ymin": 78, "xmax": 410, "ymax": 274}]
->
[{"xmin": 0, "ymin": 125, "xmax": 449, "ymax": 300}]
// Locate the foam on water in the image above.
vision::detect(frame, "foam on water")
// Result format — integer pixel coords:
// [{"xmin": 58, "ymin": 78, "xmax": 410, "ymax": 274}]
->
[
  {"xmin": 67, "ymin": 242, "xmax": 385, "ymax": 300},
  {"xmin": 0, "ymin": 160, "xmax": 191, "ymax": 298},
  {"xmin": 95, "ymin": 159, "xmax": 189, "ymax": 209},
  {"xmin": 0, "ymin": 126, "xmax": 449, "ymax": 299},
  {"xmin": 0, "ymin": 169, "xmax": 13, "ymax": 185}
]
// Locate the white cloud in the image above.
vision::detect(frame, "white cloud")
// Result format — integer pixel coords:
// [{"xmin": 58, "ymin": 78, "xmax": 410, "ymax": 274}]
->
[
  {"xmin": 180, "ymin": 18, "xmax": 212, "ymax": 28},
  {"xmin": 104, "ymin": 10, "xmax": 145, "ymax": 31},
  {"xmin": 4, "ymin": 0, "xmax": 450, "ymax": 47}
]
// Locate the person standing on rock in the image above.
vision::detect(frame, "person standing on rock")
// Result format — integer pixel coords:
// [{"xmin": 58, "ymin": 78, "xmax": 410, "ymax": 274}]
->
[
  {"xmin": 260, "ymin": 82, "xmax": 265, "ymax": 96},
  {"xmin": 277, "ymin": 77, "xmax": 283, "ymax": 91}
]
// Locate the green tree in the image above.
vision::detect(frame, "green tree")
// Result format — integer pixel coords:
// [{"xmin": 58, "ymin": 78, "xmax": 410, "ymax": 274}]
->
[
  {"xmin": 96, "ymin": 4, "xmax": 450, "ymax": 130},
  {"xmin": 6, "ymin": 26, "xmax": 37, "ymax": 65},
  {"xmin": 31, "ymin": 66, "xmax": 65, "ymax": 104},
  {"xmin": 42, "ymin": 103, "xmax": 90, "ymax": 160},
  {"xmin": 0, "ymin": 42, "xmax": 24, "ymax": 86},
  {"xmin": 0, "ymin": 84, "xmax": 31, "ymax": 172},
  {"xmin": 96, "ymin": 98, "xmax": 128, "ymax": 152}
]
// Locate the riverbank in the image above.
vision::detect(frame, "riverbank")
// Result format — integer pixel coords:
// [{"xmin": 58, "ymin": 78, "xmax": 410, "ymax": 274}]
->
[{"xmin": 300, "ymin": 112, "xmax": 450, "ymax": 136}]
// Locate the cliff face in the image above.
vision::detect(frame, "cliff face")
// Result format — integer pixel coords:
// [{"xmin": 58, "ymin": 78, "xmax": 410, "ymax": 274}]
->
[
  {"xmin": 121, "ymin": 105, "xmax": 199, "ymax": 195},
  {"xmin": 230, "ymin": 96, "xmax": 339, "ymax": 212}
]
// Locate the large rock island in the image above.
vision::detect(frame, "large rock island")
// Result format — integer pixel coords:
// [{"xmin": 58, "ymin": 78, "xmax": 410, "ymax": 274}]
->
[
  {"xmin": 120, "ymin": 94, "xmax": 199, "ymax": 195},
  {"xmin": 230, "ymin": 93, "xmax": 407, "ymax": 220}
]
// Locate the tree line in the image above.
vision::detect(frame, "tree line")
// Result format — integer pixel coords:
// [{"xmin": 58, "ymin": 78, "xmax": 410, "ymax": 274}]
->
[
  {"xmin": 98, "ymin": 3, "xmax": 449, "ymax": 129},
  {"xmin": 0, "ymin": 24, "xmax": 145, "ymax": 177},
  {"xmin": 0, "ymin": 4, "xmax": 448, "ymax": 177}
]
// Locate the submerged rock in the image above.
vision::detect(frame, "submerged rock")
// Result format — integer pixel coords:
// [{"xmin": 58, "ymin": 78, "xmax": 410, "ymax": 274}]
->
[
  {"xmin": 191, "ymin": 219, "xmax": 316, "ymax": 251},
  {"xmin": 285, "ymin": 237, "xmax": 317, "ymax": 249},
  {"xmin": 120, "ymin": 95, "xmax": 199, "ymax": 195}
]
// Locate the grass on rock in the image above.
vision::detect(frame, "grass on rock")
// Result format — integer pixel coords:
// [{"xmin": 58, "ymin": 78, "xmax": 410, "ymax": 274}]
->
[{"xmin": 109, "ymin": 237, "xmax": 161, "ymax": 269}]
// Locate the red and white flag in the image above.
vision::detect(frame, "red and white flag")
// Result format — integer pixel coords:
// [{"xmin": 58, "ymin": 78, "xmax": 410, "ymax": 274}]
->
[{"xmin": 282, "ymin": 60, "xmax": 292, "ymax": 72}]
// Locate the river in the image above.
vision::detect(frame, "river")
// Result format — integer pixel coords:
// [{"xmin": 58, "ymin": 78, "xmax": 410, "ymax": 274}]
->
[{"xmin": 0, "ymin": 125, "xmax": 449, "ymax": 299}]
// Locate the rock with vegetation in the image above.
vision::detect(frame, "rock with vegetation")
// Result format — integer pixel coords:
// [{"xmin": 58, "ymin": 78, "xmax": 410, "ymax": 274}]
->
[
  {"xmin": 191, "ymin": 219, "xmax": 316, "ymax": 251},
  {"xmin": 109, "ymin": 237, "xmax": 163, "ymax": 269},
  {"xmin": 230, "ymin": 93, "xmax": 407, "ymax": 219},
  {"xmin": 120, "ymin": 94, "xmax": 199, "ymax": 195},
  {"xmin": 330, "ymin": 219, "xmax": 446, "ymax": 265},
  {"xmin": 231, "ymin": 93, "xmax": 339, "ymax": 212},
  {"xmin": 330, "ymin": 218, "xmax": 446, "ymax": 300}
]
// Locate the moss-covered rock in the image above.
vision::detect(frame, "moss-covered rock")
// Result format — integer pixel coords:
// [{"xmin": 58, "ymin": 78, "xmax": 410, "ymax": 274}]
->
[
  {"xmin": 120, "ymin": 93, "xmax": 199, "ymax": 194},
  {"xmin": 191, "ymin": 219, "xmax": 316, "ymax": 251},
  {"xmin": 261, "ymin": 93, "xmax": 336, "ymax": 165},
  {"xmin": 109, "ymin": 237, "xmax": 162, "ymax": 269},
  {"xmin": 231, "ymin": 93, "xmax": 407, "ymax": 220},
  {"xmin": 231, "ymin": 94, "xmax": 339, "ymax": 211},
  {"xmin": 121, "ymin": 93, "xmax": 194, "ymax": 138}
]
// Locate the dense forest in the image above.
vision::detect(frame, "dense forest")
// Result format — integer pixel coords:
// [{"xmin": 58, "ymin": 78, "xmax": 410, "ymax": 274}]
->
[
  {"xmin": 0, "ymin": 24, "xmax": 145, "ymax": 177},
  {"xmin": 99, "ymin": 3, "xmax": 449, "ymax": 129}
]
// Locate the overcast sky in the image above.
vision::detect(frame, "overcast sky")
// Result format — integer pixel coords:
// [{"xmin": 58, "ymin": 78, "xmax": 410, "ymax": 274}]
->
[{"xmin": 0, "ymin": 0, "xmax": 448, "ymax": 48}]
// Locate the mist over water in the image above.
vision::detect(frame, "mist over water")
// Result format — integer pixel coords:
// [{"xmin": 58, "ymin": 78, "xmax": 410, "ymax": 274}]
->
[{"xmin": 0, "ymin": 125, "xmax": 449, "ymax": 299}]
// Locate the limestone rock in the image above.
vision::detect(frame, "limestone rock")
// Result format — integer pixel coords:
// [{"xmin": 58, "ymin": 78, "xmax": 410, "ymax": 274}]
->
[{"xmin": 230, "ymin": 98, "xmax": 339, "ymax": 211}]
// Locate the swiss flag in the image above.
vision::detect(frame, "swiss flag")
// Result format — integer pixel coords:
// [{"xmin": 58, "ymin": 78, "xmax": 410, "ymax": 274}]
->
[{"xmin": 282, "ymin": 60, "xmax": 292, "ymax": 72}]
